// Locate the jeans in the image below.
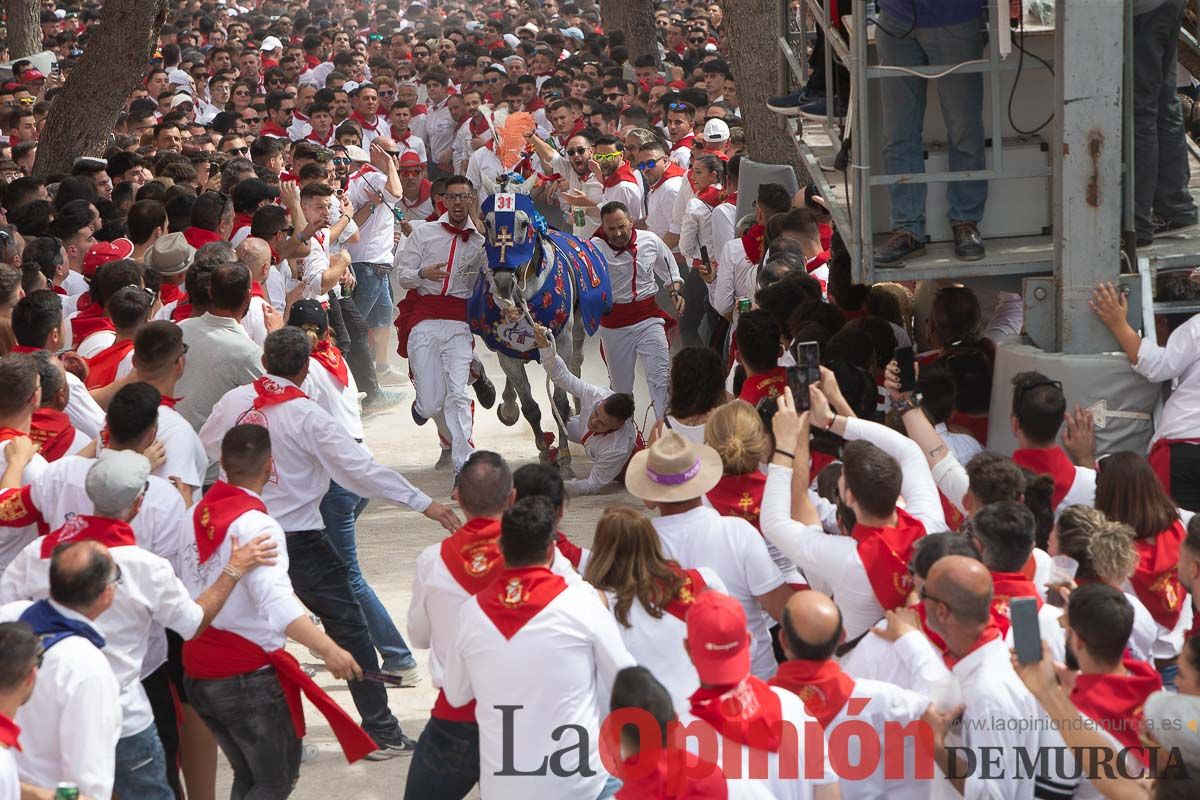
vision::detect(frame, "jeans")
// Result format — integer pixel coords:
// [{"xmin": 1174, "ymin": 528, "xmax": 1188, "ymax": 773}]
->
[
  {"xmin": 284, "ymin": 529, "xmax": 404, "ymax": 744},
  {"xmin": 327, "ymin": 294, "xmax": 381, "ymax": 398},
  {"xmin": 877, "ymin": 12, "xmax": 988, "ymax": 238},
  {"xmin": 185, "ymin": 668, "xmax": 301, "ymax": 800},
  {"xmin": 1133, "ymin": 0, "xmax": 1197, "ymax": 238},
  {"xmin": 319, "ymin": 480, "xmax": 416, "ymax": 671},
  {"xmin": 403, "ymin": 718, "xmax": 480, "ymax": 800},
  {"xmin": 142, "ymin": 656, "xmax": 184, "ymax": 799},
  {"xmin": 114, "ymin": 724, "xmax": 175, "ymax": 800},
  {"xmin": 351, "ymin": 262, "xmax": 395, "ymax": 329}
]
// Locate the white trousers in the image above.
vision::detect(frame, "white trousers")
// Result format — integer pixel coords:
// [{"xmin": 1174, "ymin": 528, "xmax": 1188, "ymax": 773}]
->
[
  {"xmin": 409, "ymin": 319, "xmax": 475, "ymax": 469},
  {"xmin": 599, "ymin": 318, "xmax": 669, "ymax": 420}
]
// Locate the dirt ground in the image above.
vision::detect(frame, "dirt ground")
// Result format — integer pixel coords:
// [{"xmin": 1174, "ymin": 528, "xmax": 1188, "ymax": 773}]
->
[{"xmin": 214, "ymin": 333, "xmax": 652, "ymax": 799}]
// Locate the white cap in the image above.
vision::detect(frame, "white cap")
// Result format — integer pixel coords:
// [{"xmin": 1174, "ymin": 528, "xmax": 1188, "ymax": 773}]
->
[
  {"xmin": 343, "ymin": 144, "xmax": 370, "ymax": 163},
  {"xmin": 516, "ymin": 23, "xmax": 539, "ymax": 36},
  {"xmin": 170, "ymin": 94, "xmax": 195, "ymax": 109},
  {"xmin": 342, "ymin": 80, "xmax": 360, "ymax": 95},
  {"xmin": 260, "ymin": 36, "xmax": 283, "ymax": 53},
  {"xmin": 87, "ymin": 451, "xmax": 151, "ymax": 516},
  {"xmin": 702, "ymin": 118, "xmax": 730, "ymax": 142},
  {"xmin": 167, "ymin": 69, "xmax": 192, "ymax": 87}
]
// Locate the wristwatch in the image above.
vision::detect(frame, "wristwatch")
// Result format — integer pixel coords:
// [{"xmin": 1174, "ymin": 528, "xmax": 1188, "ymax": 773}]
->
[{"xmin": 894, "ymin": 394, "xmax": 923, "ymax": 414}]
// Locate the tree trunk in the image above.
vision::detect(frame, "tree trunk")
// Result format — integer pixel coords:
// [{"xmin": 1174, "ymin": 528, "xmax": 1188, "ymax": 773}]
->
[
  {"xmin": 32, "ymin": 0, "xmax": 167, "ymax": 177},
  {"xmin": 723, "ymin": 0, "xmax": 806, "ymax": 179},
  {"xmin": 600, "ymin": 0, "xmax": 661, "ymax": 69},
  {"xmin": 5, "ymin": 0, "xmax": 42, "ymax": 60}
]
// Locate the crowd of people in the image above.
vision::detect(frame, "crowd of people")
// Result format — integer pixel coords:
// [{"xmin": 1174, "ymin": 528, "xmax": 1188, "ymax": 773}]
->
[{"xmin": 0, "ymin": 1, "xmax": 1196, "ymax": 800}]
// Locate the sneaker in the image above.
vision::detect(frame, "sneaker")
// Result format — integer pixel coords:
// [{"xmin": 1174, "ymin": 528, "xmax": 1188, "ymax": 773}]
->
[
  {"xmin": 471, "ymin": 371, "xmax": 496, "ymax": 409},
  {"xmin": 375, "ymin": 364, "xmax": 404, "ymax": 382},
  {"xmin": 363, "ymin": 389, "xmax": 404, "ymax": 413},
  {"xmin": 1153, "ymin": 214, "xmax": 1198, "ymax": 235},
  {"xmin": 379, "ymin": 664, "xmax": 423, "ymax": 687},
  {"xmin": 767, "ymin": 86, "xmax": 821, "ymax": 116},
  {"xmin": 362, "ymin": 734, "xmax": 417, "ymax": 761},
  {"xmin": 951, "ymin": 221, "xmax": 986, "ymax": 261},
  {"xmin": 434, "ymin": 448, "xmax": 452, "ymax": 470},
  {"xmin": 411, "ymin": 401, "xmax": 428, "ymax": 426},
  {"xmin": 301, "ymin": 744, "xmax": 320, "ymax": 763},
  {"xmin": 798, "ymin": 97, "xmax": 848, "ymax": 121},
  {"xmin": 303, "ymin": 665, "xmax": 318, "ymax": 678},
  {"xmin": 875, "ymin": 230, "xmax": 926, "ymax": 268}
]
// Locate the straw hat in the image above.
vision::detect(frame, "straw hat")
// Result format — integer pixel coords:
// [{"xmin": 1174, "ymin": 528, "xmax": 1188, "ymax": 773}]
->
[{"xmin": 624, "ymin": 430, "xmax": 723, "ymax": 504}]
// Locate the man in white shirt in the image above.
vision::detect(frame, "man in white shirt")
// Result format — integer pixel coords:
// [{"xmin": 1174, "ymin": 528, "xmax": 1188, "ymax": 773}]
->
[
  {"xmin": 0, "ymin": 541, "xmax": 121, "ymax": 799},
  {"xmin": 27, "ymin": 351, "xmax": 89, "ymax": 462},
  {"xmin": 637, "ymin": 140, "xmax": 685, "ymax": 241},
  {"xmin": 0, "ymin": 358, "xmax": 49, "ymax": 573},
  {"xmin": 664, "ymin": 101, "xmax": 697, "ymax": 168},
  {"xmin": 527, "ymin": 130, "xmax": 604, "ymax": 237},
  {"xmin": 0, "ymin": 622, "xmax": 35, "ymax": 800},
  {"xmin": 394, "ymin": 176, "xmax": 485, "ymax": 474},
  {"xmin": 709, "ymin": 183, "xmax": 792, "ymax": 319},
  {"xmin": 591, "ymin": 201, "xmax": 682, "ymax": 420},
  {"xmin": 0, "ymin": 451, "xmax": 276, "ymax": 800},
  {"xmin": 198, "ymin": 327, "xmax": 458, "ymax": 757},
  {"xmin": 442, "ymin": 496, "xmax": 635, "ymax": 800},
  {"xmin": 626, "ymin": 431, "xmax": 792, "ymax": 679},
  {"xmin": 181, "ymin": 424, "xmax": 378, "ymax": 787},
  {"xmin": 762, "ymin": 386, "xmax": 948, "ymax": 641},
  {"xmin": 533, "ymin": 327, "xmax": 637, "ymax": 496},
  {"xmin": 1009, "ymin": 372, "xmax": 1096, "ymax": 516},
  {"xmin": 421, "ymin": 72, "xmax": 457, "ymax": 178},
  {"xmin": 232, "ymin": 238, "xmax": 281, "ymax": 347}
]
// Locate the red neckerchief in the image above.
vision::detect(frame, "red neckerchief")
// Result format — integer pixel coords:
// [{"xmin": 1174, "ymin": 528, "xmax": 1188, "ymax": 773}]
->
[
  {"xmin": 741, "ymin": 223, "xmax": 765, "ymax": 264},
  {"xmin": 651, "ymin": 162, "xmax": 686, "ymax": 190},
  {"xmin": 231, "ymin": 212, "xmax": 254, "ymax": 234},
  {"xmin": 1012, "ymin": 447, "xmax": 1077, "ymax": 509},
  {"xmin": 251, "ymin": 376, "xmax": 307, "ymax": 410},
  {"xmin": 769, "ymin": 659, "xmax": 856, "ymax": 730},
  {"xmin": 311, "ymin": 340, "xmax": 349, "ymax": 388},
  {"xmin": 913, "ymin": 601, "xmax": 950, "ymax": 654},
  {"xmin": 476, "ymin": 565, "xmax": 568, "ymax": 640},
  {"xmin": 40, "ymin": 514, "xmax": 137, "ymax": 558},
  {"xmin": 306, "ymin": 127, "xmax": 334, "ymax": 146},
  {"xmin": 193, "ymin": 481, "xmax": 267, "ymax": 564},
  {"xmin": 694, "ymin": 185, "xmax": 724, "ymax": 208},
  {"xmin": 171, "ymin": 302, "xmax": 194, "ymax": 322},
  {"xmin": 258, "ymin": 121, "xmax": 289, "ymax": 138},
  {"xmin": 392, "ymin": 126, "xmax": 414, "ymax": 145},
  {"xmin": 806, "ymin": 251, "xmax": 831, "ymax": 274},
  {"xmin": 737, "ymin": 367, "xmax": 787, "ymax": 406},
  {"xmin": 689, "ymin": 677, "xmax": 785, "ymax": 752},
  {"xmin": 159, "ymin": 282, "xmax": 186, "ymax": 305},
  {"xmin": 614, "ymin": 748, "xmax": 728, "ymax": 799},
  {"xmin": 0, "ymin": 713, "xmax": 20, "ymax": 752},
  {"xmin": 602, "ymin": 162, "xmax": 639, "ymax": 189},
  {"xmin": 402, "ymin": 179, "xmax": 433, "ymax": 209},
  {"xmin": 250, "ymin": 281, "xmax": 265, "ymax": 300},
  {"xmin": 84, "ymin": 339, "xmax": 134, "ymax": 390},
  {"xmin": 595, "ymin": 226, "xmax": 638, "ymax": 259},
  {"xmin": 441, "ymin": 221, "xmax": 473, "ymax": 242},
  {"xmin": 8, "ymin": 345, "xmax": 40, "ymax": 354},
  {"xmin": 671, "ymin": 133, "xmax": 695, "ymax": 153},
  {"xmin": 943, "ymin": 623, "xmax": 1003, "ymax": 669},
  {"xmin": 183, "ymin": 226, "xmax": 223, "ymax": 250},
  {"xmin": 160, "ymin": 396, "xmax": 182, "ymax": 408},
  {"xmin": 1130, "ymin": 521, "xmax": 1187, "ymax": 629},
  {"xmin": 29, "ymin": 409, "xmax": 74, "ymax": 462},
  {"xmin": 304, "ymin": 54, "xmax": 322, "ymax": 69},
  {"xmin": 349, "ymin": 110, "xmax": 381, "ymax": 132},
  {"xmin": 723, "ymin": 191, "xmax": 737, "ymax": 207},
  {"xmin": 0, "ymin": 426, "xmax": 27, "ymax": 442},
  {"xmin": 440, "ymin": 517, "xmax": 504, "ymax": 595},
  {"xmin": 851, "ymin": 508, "xmax": 926, "ymax": 612},
  {"xmin": 662, "ymin": 562, "xmax": 709, "ymax": 622},
  {"xmin": 989, "ymin": 571, "xmax": 1043, "ymax": 637},
  {"xmin": 1071, "ymin": 658, "xmax": 1163, "ymax": 761},
  {"xmin": 706, "ymin": 472, "xmax": 767, "ymax": 531},
  {"xmin": 70, "ymin": 303, "xmax": 114, "ymax": 345}
]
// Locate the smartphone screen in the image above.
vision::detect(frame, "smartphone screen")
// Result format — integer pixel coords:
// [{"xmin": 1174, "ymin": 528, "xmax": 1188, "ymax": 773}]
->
[
  {"xmin": 1011, "ymin": 597, "xmax": 1042, "ymax": 664},
  {"xmin": 895, "ymin": 345, "xmax": 917, "ymax": 393},
  {"xmin": 788, "ymin": 341, "xmax": 820, "ymax": 413}
]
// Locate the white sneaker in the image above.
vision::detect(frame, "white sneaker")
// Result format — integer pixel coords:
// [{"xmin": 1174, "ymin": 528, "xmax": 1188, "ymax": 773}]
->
[{"xmin": 301, "ymin": 743, "xmax": 320, "ymax": 763}]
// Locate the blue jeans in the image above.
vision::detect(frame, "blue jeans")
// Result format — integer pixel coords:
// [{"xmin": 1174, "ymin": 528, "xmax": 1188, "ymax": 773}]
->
[
  {"xmin": 877, "ymin": 12, "xmax": 988, "ymax": 238},
  {"xmin": 320, "ymin": 480, "xmax": 416, "ymax": 671},
  {"xmin": 403, "ymin": 717, "xmax": 479, "ymax": 800},
  {"xmin": 597, "ymin": 774, "xmax": 622, "ymax": 799},
  {"xmin": 114, "ymin": 724, "xmax": 174, "ymax": 800},
  {"xmin": 351, "ymin": 262, "xmax": 396, "ymax": 329}
]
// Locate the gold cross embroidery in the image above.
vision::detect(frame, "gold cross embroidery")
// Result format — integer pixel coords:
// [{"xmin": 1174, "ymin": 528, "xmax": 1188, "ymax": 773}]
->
[{"xmin": 495, "ymin": 226, "xmax": 515, "ymax": 262}]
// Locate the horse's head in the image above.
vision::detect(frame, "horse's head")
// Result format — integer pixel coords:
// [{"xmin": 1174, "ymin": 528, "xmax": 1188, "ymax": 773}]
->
[{"xmin": 481, "ymin": 190, "xmax": 543, "ymax": 311}]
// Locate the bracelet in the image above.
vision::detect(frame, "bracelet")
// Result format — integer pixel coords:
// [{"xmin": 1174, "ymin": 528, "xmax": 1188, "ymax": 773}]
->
[
  {"xmin": 222, "ymin": 564, "xmax": 243, "ymax": 581},
  {"xmin": 773, "ymin": 448, "xmax": 795, "ymax": 460},
  {"xmin": 824, "ymin": 414, "xmax": 837, "ymax": 431}
]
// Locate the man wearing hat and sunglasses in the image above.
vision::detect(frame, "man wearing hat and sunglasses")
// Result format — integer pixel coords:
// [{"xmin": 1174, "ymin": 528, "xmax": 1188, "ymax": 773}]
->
[{"xmin": 625, "ymin": 428, "xmax": 791, "ymax": 680}]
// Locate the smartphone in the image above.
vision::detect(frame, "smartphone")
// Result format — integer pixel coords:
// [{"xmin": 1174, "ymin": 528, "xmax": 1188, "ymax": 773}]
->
[
  {"xmin": 1011, "ymin": 596, "xmax": 1042, "ymax": 664},
  {"xmin": 788, "ymin": 340, "xmax": 821, "ymax": 413},
  {"xmin": 895, "ymin": 345, "xmax": 917, "ymax": 393}
]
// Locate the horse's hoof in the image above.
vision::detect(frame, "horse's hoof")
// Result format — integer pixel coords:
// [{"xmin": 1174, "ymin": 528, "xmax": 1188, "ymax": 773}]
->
[
  {"xmin": 497, "ymin": 402, "xmax": 519, "ymax": 426},
  {"xmin": 434, "ymin": 449, "xmax": 452, "ymax": 471},
  {"xmin": 540, "ymin": 447, "xmax": 559, "ymax": 464}
]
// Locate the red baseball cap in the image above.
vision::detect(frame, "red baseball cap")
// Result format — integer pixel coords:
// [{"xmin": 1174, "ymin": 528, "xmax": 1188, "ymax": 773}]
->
[
  {"xmin": 398, "ymin": 151, "xmax": 425, "ymax": 168},
  {"xmin": 21, "ymin": 70, "xmax": 46, "ymax": 83},
  {"xmin": 686, "ymin": 590, "xmax": 751, "ymax": 686},
  {"xmin": 82, "ymin": 239, "xmax": 134, "ymax": 278}
]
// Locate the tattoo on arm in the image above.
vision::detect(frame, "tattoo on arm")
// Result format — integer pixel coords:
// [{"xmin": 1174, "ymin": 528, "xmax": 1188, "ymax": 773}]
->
[{"xmin": 927, "ymin": 445, "xmax": 947, "ymax": 459}]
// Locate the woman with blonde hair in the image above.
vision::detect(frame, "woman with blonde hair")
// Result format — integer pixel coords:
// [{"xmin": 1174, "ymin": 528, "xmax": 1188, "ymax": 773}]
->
[
  {"xmin": 584, "ymin": 505, "xmax": 726, "ymax": 713},
  {"xmin": 703, "ymin": 399, "xmax": 804, "ymax": 587}
]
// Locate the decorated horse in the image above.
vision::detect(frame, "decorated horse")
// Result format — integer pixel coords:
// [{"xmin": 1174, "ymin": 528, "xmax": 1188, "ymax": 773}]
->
[{"xmin": 468, "ymin": 182, "xmax": 612, "ymax": 476}]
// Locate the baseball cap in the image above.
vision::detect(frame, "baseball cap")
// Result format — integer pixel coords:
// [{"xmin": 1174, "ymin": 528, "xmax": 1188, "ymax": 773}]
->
[
  {"xmin": 398, "ymin": 151, "xmax": 425, "ymax": 168},
  {"xmin": 287, "ymin": 298, "xmax": 329, "ymax": 335},
  {"xmin": 21, "ymin": 70, "xmax": 46, "ymax": 84},
  {"xmin": 87, "ymin": 450, "xmax": 151, "ymax": 515},
  {"xmin": 260, "ymin": 36, "xmax": 284, "ymax": 52},
  {"xmin": 170, "ymin": 94, "xmax": 195, "ymax": 110},
  {"xmin": 343, "ymin": 144, "xmax": 370, "ymax": 163},
  {"xmin": 685, "ymin": 590, "xmax": 752, "ymax": 686},
  {"xmin": 702, "ymin": 118, "xmax": 730, "ymax": 143},
  {"xmin": 1143, "ymin": 691, "xmax": 1200, "ymax": 764},
  {"xmin": 82, "ymin": 239, "xmax": 134, "ymax": 279},
  {"xmin": 232, "ymin": 178, "xmax": 280, "ymax": 211}
]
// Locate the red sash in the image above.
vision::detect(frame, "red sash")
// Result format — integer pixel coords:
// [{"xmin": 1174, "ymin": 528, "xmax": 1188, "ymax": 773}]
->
[
  {"xmin": 738, "ymin": 367, "xmax": 786, "ymax": 406},
  {"xmin": 70, "ymin": 305, "xmax": 114, "ymax": 345},
  {"xmin": 1012, "ymin": 447, "xmax": 1077, "ymax": 509},
  {"xmin": 476, "ymin": 566, "xmax": 568, "ymax": 640},
  {"xmin": 40, "ymin": 515, "xmax": 136, "ymax": 558},
  {"xmin": 1147, "ymin": 438, "xmax": 1200, "ymax": 499},
  {"xmin": 989, "ymin": 571, "xmax": 1042, "ymax": 637},
  {"xmin": 662, "ymin": 563, "xmax": 708, "ymax": 622},
  {"xmin": 84, "ymin": 339, "xmax": 134, "ymax": 389},
  {"xmin": 29, "ymin": 409, "xmax": 74, "ymax": 462},
  {"xmin": 311, "ymin": 341, "xmax": 349, "ymax": 388},
  {"xmin": 160, "ymin": 283, "xmax": 186, "ymax": 305},
  {"xmin": 0, "ymin": 713, "xmax": 20, "ymax": 752},
  {"xmin": 394, "ymin": 294, "xmax": 468, "ymax": 358},
  {"xmin": 706, "ymin": 472, "xmax": 767, "ymax": 531},
  {"xmin": 1130, "ymin": 522, "xmax": 1186, "ymax": 630},
  {"xmin": 193, "ymin": 481, "xmax": 267, "ymax": 565},
  {"xmin": 689, "ymin": 677, "xmax": 785, "ymax": 752},
  {"xmin": 741, "ymin": 224, "xmax": 765, "ymax": 265},
  {"xmin": 851, "ymin": 508, "xmax": 926, "ymax": 612},
  {"xmin": 182, "ymin": 627, "xmax": 377, "ymax": 763},
  {"xmin": 1071, "ymin": 658, "xmax": 1162, "ymax": 761},
  {"xmin": 601, "ymin": 296, "xmax": 676, "ymax": 335},
  {"xmin": 183, "ymin": 226, "xmax": 223, "ymax": 250},
  {"xmin": 615, "ymin": 749, "xmax": 728, "ymax": 799},
  {"xmin": 769, "ymin": 659, "xmax": 856, "ymax": 730},
  {"xmin": 251, "ymin": 376, "xmax": 307, "ymax": 410},
  {"xmin": 440, "ymin": 517, "xmax": 504, "ymax": 596}
]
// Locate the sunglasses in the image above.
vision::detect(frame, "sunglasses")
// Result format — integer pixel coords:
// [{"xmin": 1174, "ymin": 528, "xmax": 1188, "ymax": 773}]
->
[
  {"xmin": 566, "ymin": 147, "xmax": 589, "ymax": 156},
  {"xmin": 667, "ymin": 103, "xmax": 690, "ymax": 112},
  {"xmin": 604, "ymin": 93, "xmax": 623, "ymax": 102},
  {"xmin": 594, "ymin": 152, "xmax": 622, "ymax": 161},
  {"xmin": 227, "ymin": 146, "xmax": 249, "ymax": 155},
  {"xmin": 689, "ymin": 38, "xmax": 706, "ymax": 44},
  {"xmin": 635, "ymin": 158, "xmax": 663, "ymax": 171},
  {"xmin": 400, "ymin": 169, "xmax": 423, "ymax": 177},
  {"xmin": 332, "ymin": 157, "xmax": 350, "ymax": 166},
  {"xmin": 243, "ymin": 116, "xmax": 261, "ymax": 123}
]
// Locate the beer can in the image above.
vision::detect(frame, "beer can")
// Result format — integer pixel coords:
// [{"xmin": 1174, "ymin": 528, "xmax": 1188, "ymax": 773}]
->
[
  {"xmin": 572, "ymin": 207, "xmax": 586, "ymax": 228},
  {"xmin": 55, "ymin": 784, "xmax": 80, "ymax": 800},
  {"xmin": 736, "ymin": 297, "xmax": 751, "ymax": 314}
]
